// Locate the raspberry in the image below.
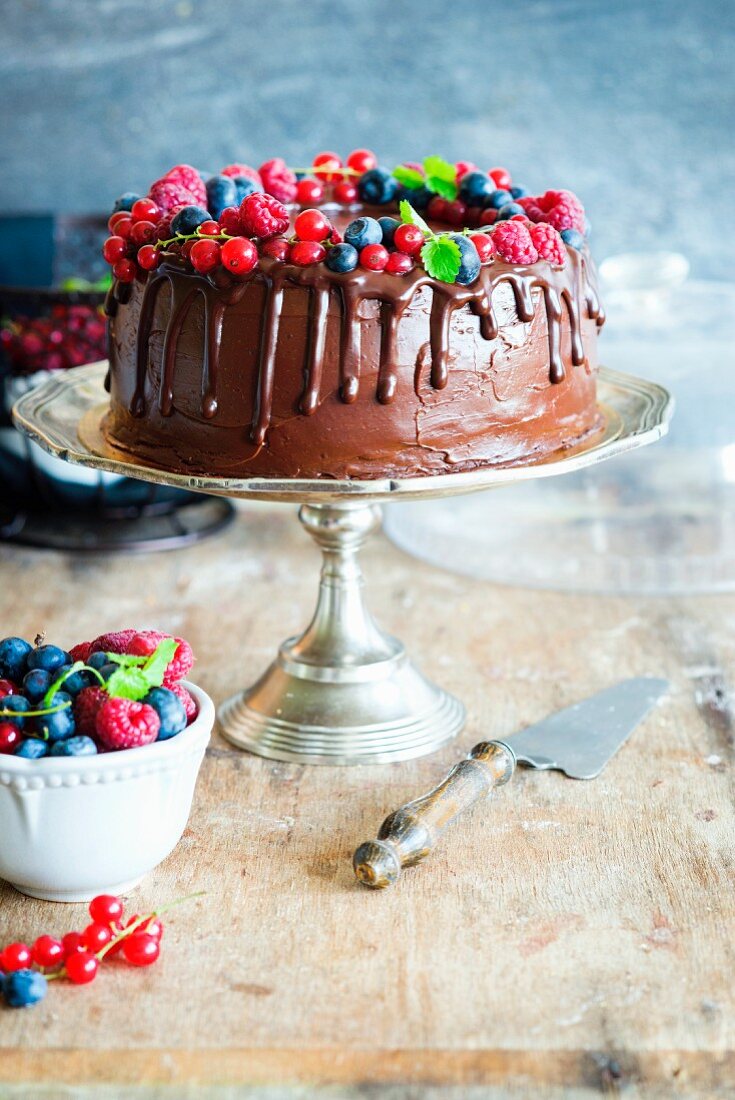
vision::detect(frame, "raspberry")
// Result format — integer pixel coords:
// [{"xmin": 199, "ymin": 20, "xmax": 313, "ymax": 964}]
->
[
  {"xmin": 90, "ymin": 629, "xmax": 137, "ymax": 655},
  {"xmin": 491, "ymin": 221, "xmax": 539, "ymax": 265},
  {"xmin": 258, "ymin": 158, "xmax": 298, "ymax": 204},
  {"xmin": 69, "ymin": 641, "xmax": 93, "ymax": 663},
  {"xmin": 96, "ymin": 697, "xmax": 160, "ymax": 750},
  {"xmin": 149, "ymin": 179, "xmax": 197, "ymax": 216},
  {"xmin": 536, "ymin": 189, "xmax": 585, "ymax": 233},
  {"xmin": 455, "ymin": 160, "xmax": 479, "ymax": 181},
  {"xmin": 240, "ymin": 193, "xmax": 290, "ymax": 239},
  {"xmin": 162, "ymin": 165, "xmax": 207, "ymax": 206},
  {"xmin": 517, "ymin": 196, "xmax": 545, "ymax": 221},
  {"xmin": 169, "ymin": 682, "xmax": 198, "ymax": 722},
  {"xmin": 221, "ymin": 163, "xmax": 262, "ymax": 189},
  {"xmin": 125, "ymin": 630, "xmax": 194, "ymax": 685},
  {"xmin": 530, "ymin": 223, "xmax": 566, "ymax": 266},
  {"xmin": 74, "ymin": 687, "xmax": 107, "ymax": 736}
]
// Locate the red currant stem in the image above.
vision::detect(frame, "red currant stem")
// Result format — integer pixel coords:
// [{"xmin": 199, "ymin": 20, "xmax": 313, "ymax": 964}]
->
[
  {"xmin": 42, "ymin": 661, "xmax": 106, "ymax": 710},
  {"xmin": 289, "ymin": 165, "xmax": 361, "ymax": 176},
  {"xmin": 96, "ymin": 891, "xmax": 206, "ymax": 962},
  {"xmin": 0, "ymin": 702, "xmax": 70, "ymax": 720}
]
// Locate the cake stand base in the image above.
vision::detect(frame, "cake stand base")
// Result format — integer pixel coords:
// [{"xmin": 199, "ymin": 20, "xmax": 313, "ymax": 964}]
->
[{"xmin": 219, "ymin": 503, "xmax": 465, "ymax": 764}]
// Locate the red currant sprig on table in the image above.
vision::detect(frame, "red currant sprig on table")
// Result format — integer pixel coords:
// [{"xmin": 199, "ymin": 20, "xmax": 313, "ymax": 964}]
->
[{"xmin": 0, "ymin": 891, "xmax": 203, "ymax": 1008}]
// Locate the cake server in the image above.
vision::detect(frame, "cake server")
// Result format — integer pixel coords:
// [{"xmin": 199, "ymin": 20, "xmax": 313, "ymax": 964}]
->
[{"xmin": 353, "ymin": 677, "xmax": 668, "ymax": 888}]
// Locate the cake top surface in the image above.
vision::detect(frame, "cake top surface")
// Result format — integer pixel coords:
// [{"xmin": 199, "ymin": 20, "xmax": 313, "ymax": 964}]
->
[{"xmin": 101, "ymin": 150, "xmax": 590, "ymax": 289}]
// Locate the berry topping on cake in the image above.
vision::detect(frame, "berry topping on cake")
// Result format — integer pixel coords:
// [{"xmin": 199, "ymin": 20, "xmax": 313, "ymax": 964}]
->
[
  {"xmin": 148, "ymin": 179, "xmax": 197, "ymax": 216},
  {"xmin": 221, "ymin": 236, "xmax": 259, "ymax": 275},
  {"xmin": 293, "ymin": 208, "xmax": 332, "ymax": 242},
  {"xmin": 290, "ymin": 240, "xmax": 327, "ymax": 266},
  {"xmin": 160, "ymin": 165, "xmax": 207, "ymax": 205},
  {"xmin": 491, "ymin": 221, "xmax": 539, "ymax": 265},
  {"xmin": 535, "ymin": 189, "xmax": 585, "ymax": 233},
  {"xmin": 221, "ymin": 163, "xmax": 262, "ymax": 187},
  {"xmin": 205, "ymin": 175, "xmax": 239, "ymax": 219},
  {"xmin": 258, "ymin": 158, "xmax": 298, "ymax": 204},
  {"xmin": 239, "ymin": 192, "xmax": 289, "ymax": 238},
  {"xmin": 530, "ymin": 223, "xmax": 566, "ymax": 266},
  {"xmin": 357, "ymin": 168, "xmax": 399, "ymax": 205},
  {"xmin": 312, "ymin": 151, "xmax": 343, "ymax": 183}
]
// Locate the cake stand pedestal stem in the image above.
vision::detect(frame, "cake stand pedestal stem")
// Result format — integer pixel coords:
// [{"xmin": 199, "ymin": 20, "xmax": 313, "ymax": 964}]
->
[{"xmin": 218, "ymin": 501, "xmax": 465, "ymax": 764}]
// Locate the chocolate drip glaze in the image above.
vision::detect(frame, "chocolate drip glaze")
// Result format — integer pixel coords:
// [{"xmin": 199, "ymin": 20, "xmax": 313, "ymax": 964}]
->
[{"xmin": 116, "ymin": 245, "xmax": 602, "ymax": 452}]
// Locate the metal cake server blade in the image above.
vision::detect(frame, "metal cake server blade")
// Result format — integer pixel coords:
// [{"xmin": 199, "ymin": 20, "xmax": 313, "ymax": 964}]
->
[
  {"xmin": 511, "ymin": 677, "xmax": 669, "ymax": 780},
  {"xmin": 353, "ymin": 677, "xmax": 669, "ymax": 888}
]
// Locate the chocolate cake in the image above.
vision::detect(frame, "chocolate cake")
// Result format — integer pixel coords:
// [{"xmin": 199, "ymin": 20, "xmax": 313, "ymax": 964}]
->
[{"xmin": 101, "ymin": 153, "xmax": 605, "ymax": 479}]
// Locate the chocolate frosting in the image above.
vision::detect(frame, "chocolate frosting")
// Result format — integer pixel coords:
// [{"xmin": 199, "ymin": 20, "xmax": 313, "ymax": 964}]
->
[{"xmin": 104, "ymin": 220, "xmax": 605, "ymax": 480}]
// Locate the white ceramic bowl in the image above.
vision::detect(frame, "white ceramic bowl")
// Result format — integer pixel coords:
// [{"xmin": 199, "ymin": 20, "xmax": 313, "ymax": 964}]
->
[{"xmin": 0, "ymin": 682, "xmax": 214, "ymax": 902}]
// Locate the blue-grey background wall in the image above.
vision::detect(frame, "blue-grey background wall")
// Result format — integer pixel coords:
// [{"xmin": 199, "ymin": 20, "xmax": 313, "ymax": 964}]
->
[{"xmin": 1, "ymin": 0, "xmax": 732, "ymax": 278}]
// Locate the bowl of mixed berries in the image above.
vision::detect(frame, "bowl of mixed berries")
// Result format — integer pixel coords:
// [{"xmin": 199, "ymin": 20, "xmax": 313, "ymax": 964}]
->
[{"xmin": 0, "ymin": 628, "xmax": 214, "ymax": 902}]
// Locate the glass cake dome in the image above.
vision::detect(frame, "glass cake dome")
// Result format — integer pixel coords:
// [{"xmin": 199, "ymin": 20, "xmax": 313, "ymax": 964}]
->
[{"xmin": 384, "ymin": 253, "xmax": 735, "ymax": 594}]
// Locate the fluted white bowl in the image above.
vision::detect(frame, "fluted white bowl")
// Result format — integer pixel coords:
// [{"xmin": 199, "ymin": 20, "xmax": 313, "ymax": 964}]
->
[{"xmin": 0, "ymin": 682, "xmax": 214, "ymax": 902}]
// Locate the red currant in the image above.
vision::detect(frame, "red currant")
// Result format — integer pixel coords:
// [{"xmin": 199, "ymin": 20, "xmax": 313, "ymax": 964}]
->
[
  {"xmin": 489, "ymin": 167, "xmax": 512, "ymax": 191},
  {"xmin": 137, "ymin": 245, "xmax": 160, "ymax": 271},
  {"xmin": 65, "ymin": 951, "xmax": 99, "ymax": 985},
  {"xmin": 1, "ymin": 943, "xmax": 32, "ymax": 971},
  {"xmin": 130, "ymin": 220, "xmax": 157, "ymax": 246},
  {"xmin": 219, "ymin": 207, "xmax": 242, "ymax": 235},
  {"xmin": 481, "ymin": 209, "xmax": 498, "ymax": 226},
  {"xmin": 220, "ymin": 237, "xmax": 258, "ymax": 275},
  {"xmin": 102, "ymin": 236, "xmax": 128, "ymax": 264},
  {"xmin": 359, "ymin": 244, "xmax": 389, "ymax": 271},
  {"xmin": 445, "ymin": 200, "xmax": 468, "ymax": 227},
  {"xmin": 465, "ymin": 206, "xmax": 484, "ymax": 228},
  {"xmin": 62, "ymin": 932, "xmax": 85, "ymax": 959},
  {"xmin": 312, "ymin": 151, "xmax": 343, "ymax": 183},
  {"xmin": 296, "ymin": 178, "xmax": 325, "ymax": 205},
  {"xmin": 346, "ymin": 148, "xmax": 377, "ymax": 175},
  {"xmin": 114, "ymin": 218, "xmax": 135, "ymax": 242},
  {"xmin": 455, "ymin": 160, "xmax": 479, "ymax": 182},
  {"xmin": 385, "ymin": 252, "xmax": 414, "ymax": 275},
  {"xmin": 82, "ymin": 922, "xmax": 114, "ymax": 953},
  {"xmin": 140, "ymin": 916, "xmax": 163, "ymax": 942},
  {"xmin": 198, "ymin": 220, "xmax": 222, "ymax": 236},
  {"xmin": 333, "ymin": 181, "xmax": 358, "ymax": 204},
  {"xmin": 426, "ymin": 196, "xmax": 450, "ymax": 222},
  {"xmin": 294, "ymin": 208, "xmax": 332, "ymax": 242},
  {"xmin": 471, "ymin": 232, "xmax": 495, "ymax": 263},
  {"xmin": 180, "ymin": 240, "xmax": 196, "ymax": 261},
  {"xmin": 190, "ymin": 239, "xmax": 221, "ymax": 274},
  {"xmin": 289, "ymin": 241, "xmax": 326, "ymax": 265},
  {"xmin": 393, "ymin": 224, "xmax": 424, "ymax": 257},
  {"xmin": 108, "ymin": 211, "xmax": 131, "ymax": 234},
  {"xmin": 0, "ymin": 679, "xmax": 17, "ymax": 698},
  {"xmin": 112, "ymin": 259, "xmax": 136, "ymax": 283},
  {"xmin": 261, "ymin": 237, "xmax": 289, "ymax": 261},
  {"xmin": 32, "ymin": 935, "xmax": 64, "ymax": 969},
  {"xmin": 0, "ymin": 723, "xmax": 21, "ymax": 754},
  {"xmin": 130, "ymin": 198, "xmax": 160, "ymax": 222},
  {"xmin": 123, "ymin": 933, "xmax": 160, "ymax": 967}
]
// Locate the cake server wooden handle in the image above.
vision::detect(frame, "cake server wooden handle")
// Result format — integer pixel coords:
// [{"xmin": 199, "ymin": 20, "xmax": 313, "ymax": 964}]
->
[{"xmin": 353, "ymin": 741, "xmax": 516, "ymax": 888}]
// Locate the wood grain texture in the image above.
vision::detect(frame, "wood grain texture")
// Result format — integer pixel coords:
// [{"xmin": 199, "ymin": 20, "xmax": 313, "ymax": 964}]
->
[{"xmin": 0, "ymin": 504, "xmax": 733, "ymax": 1097}]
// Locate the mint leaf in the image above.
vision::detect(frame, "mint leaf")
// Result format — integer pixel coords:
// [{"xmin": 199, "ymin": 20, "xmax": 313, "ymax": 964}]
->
[
  {"xmin": 399, "ymin": 200, "xmax": 431, "ymax": 236},
  {"xmin": 106, "ymin": 666, "xmax": 151, "ymax": 701},
  {"xmin": 423, "ymin": 156, "xmax": 456, "ymax": 183},
  {"xmin": 141, "ymin": 639, "xmax": 177, "ymax": 689},
  {"xmin": 105, "ymin": 652, "xmax": 148, "ymax": 668},
  {"xmin": 425, "ymin": 175, "xmax": 458, "ymax": 200},
  {"xmin": 393, "ymin": 165, "xmax": 425, "ymax": 190},
  {"xmin": 421, "ymin": 236, "xmax": 462, "ymax": 283}
]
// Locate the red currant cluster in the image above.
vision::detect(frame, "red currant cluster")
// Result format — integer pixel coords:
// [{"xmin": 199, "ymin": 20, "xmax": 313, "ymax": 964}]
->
[
  {"xmin": 0, "ymin": 891, "xmax": 200, "ymax": 1007},
  {"xmin": 0, "ymin": 305, "xmax": 107, "ymax": 376},
  {"xmin": 103, "ymin": 197, "xmax": 164, "ymax": 283}
]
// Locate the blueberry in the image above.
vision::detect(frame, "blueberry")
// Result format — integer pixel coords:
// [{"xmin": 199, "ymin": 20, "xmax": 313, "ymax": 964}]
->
[
  {"xmin": 378, "ymin": 217, "xmax": 401, "ymax": 247},
  {"xmin": 205, "ymin": 175, "xmax": 238, "ymax": 219},
  {"xmin": 99, "ymin": 663, "xmax": 117, "ymax": 682},
  {"xmin": 496, "ymin": 203, "xmax": 526, "ymax": 221},
  {"xmin": 357, "ymin": 168, "xmax": 399, "ymax": 206},
  {"xmin": 458, "ymin": 172, "xmax": 495, "ymax": 206},
  {"xmin": 15, "ymin": 737, "xmax": 48, "ymax": 759},
  {"xmin": 510, "ymin": 185, "xmax": 528, "ymax": 199},
  {"xmin": 35, "ymin": 692, "xmax": 74, "ymax": 742},
  {"xmin": 22, "ymin": 668, "xmax": 52, "ymax": 703},
  {"xmin": 55, "ymin": 664, "xmax": 94, "ymax": 696},
  {"xmin": 561, "ymin": 228, "xmax": 585, "ymax": 250},
  {"xmin": 0, "ymin": 694, "xmax": 30, "ymax": 728},
  {"xmin": 26, "ymin": 645, "xmax": 70, "ymax": 674},
  {"xmin": 2, "ymin": 969, "xmax": 47, "ymax": 1008},
  {"xmin": 113, "ymin": 192, "xmax": 140, "ymax": 213},
  {"xmin": 406, "ymin": 185, "xmax": 433, "ymax": 212},
  {"xmin": 49, "ymin": 735, "xmax": 98, "ymax": 757},
  {"xmin": 0, "ymin": 637, "xmax": 33, "ymax": 681},
  {"xmin": 87, "ymin": 651, "xmax": 110, "ymax": 671},
  {"xmin": 344, "ymin": 217, "xmax": 382, "ymax": 250},
  {"xmin": 233, "ymin": 175, "xmax": 261, "ymax": 202},
  {"xmin": 144, "ymin": 686, "xmax": 188, "ymax": 741},
  {"xmin": 449, "ymin": 235, "xmax": 481, "ymax": 286},
  {"xmin": 486, "ymin": 189, "xmax": 513, "ymax": 210},
  {"xmin": 170, "ymin": 205, "xmax": 211, "ymax": 235},
  {"xmin": 325, "ymin": 244, "xmax": 359, "ymax": 274}
]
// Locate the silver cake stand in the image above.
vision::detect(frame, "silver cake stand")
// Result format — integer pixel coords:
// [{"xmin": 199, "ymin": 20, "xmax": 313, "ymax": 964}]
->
[{"xmin": 13, "ymin": 362, "xmax": 672, "ymax": 765}]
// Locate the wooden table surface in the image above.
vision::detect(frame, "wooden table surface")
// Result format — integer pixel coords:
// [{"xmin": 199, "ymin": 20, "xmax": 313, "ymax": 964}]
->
[{"xmin": 1, "ymin": 506, "xmax": 733, "ymax": 1099}]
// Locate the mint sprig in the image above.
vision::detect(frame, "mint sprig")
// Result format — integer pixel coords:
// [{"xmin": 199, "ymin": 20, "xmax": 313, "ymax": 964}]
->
[
  {"xmin": 399, "ymin": 200, "xmax": 431, "ymax": 236},
  {"xmin": 393, "ymin": 165, "xmax": 425, "ymax": 190},
  {"xmin": 399, "ymin": 201, "xmax": 462, "ymax": 284},
  {"xmin": 392, "ymin": 156, "xmax": 459, "ymax": 201},
  {"xmin": 106, "ymin": 638, "xmax": 177, "ymax": 702}
]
